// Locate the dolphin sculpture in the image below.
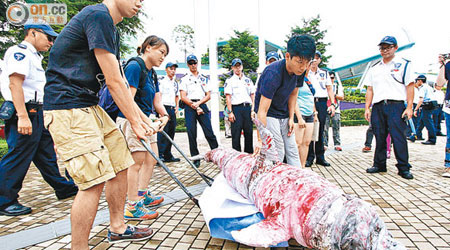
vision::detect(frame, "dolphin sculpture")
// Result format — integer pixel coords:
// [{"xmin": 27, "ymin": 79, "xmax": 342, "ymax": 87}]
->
[{"xmin": 204, "ymin": 119, "xmax": 405, "ymax": 249}]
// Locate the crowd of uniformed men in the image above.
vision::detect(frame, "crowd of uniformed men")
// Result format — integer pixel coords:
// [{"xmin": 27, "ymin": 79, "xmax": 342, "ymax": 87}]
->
[{"xmin": 0, "ymin": 0, "xmax": 449, "ymax": 248}]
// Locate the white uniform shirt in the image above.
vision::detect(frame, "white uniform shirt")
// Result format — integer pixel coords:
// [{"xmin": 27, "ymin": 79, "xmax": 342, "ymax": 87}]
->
[
  {"xmin": 418, "ymin": 84, "xmax": 434, "ymax": 102},
  {"xmin": 308, "ymin": 68, "xmax": 332, "ymax": 98},
  {"xmin": 0, "ymin": 41, "xmax": 45, "ymax": 102},
  {"xmin": 434, "ymin": 89, "xmax": 445, "ymax": 105},
  {"xmin": 365, "ymin": 56, "xmax": 412, "ymax": 104},
  {"xmin": 224, "ymin": 74, "xmax": 255, "ymax": 105},
  {"xmin": 179, "ymin": 72, "xmax": 210, "ymax": 100},
  {"xmin": 159, "ymin": 75, "xmax": 179, "ymax": 107}
]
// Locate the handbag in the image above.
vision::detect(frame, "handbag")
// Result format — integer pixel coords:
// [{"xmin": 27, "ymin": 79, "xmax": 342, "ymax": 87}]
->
[{"xmin": 0, "ymin": 101, "xmax": 16, "ymax": 120}]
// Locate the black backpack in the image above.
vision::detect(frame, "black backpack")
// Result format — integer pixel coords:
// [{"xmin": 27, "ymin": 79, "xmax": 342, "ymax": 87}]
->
[{"xmin": 98, "ymin": 57, "xmax": 155, "ymax": 121}]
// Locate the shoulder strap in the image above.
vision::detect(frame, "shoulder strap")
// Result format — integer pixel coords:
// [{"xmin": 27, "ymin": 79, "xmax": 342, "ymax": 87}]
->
[
  {"xmin": 371, "ymin": 60, "xmax": 381, "ymax": 68},
  {"xmin": 402, "ymin": 58, "xmax": 410, "ymax": 85}
]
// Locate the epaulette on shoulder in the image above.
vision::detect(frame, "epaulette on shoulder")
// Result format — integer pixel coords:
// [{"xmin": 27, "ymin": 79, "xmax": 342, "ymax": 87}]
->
[
  {"xmin": 371, "ymin": 60, "xmax": 381, "ymax": 67},
  {"xmin": 200, "ymin": 74, "xmax": 208, "ymax": 78},
  {"xmin": 17, "ymin": 44, "xmax": 27, "ymax": 49},
  {"xmin": 181, "ymin": 73, "xmax": 188, "ymax": 78},
  {"xmin": 158, "ymin": 75, "xmax": 165, "ymax": 80},
  {"xmin": 402, "ymin": 58, "xmax": 411, "ymax": 62}
]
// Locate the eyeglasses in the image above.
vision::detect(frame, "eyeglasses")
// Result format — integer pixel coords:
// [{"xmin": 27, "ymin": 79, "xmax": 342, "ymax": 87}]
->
[
  {"xmin": 35, "ymin": 29, "xmax": 55, "ymax": 42},
  {"xmin": 379, "ymin": 45, "xmax": 394, "ymax": 51},
  {"xmin": 187, "ymin": 61, "xmax": 197, "ymax": 65}
]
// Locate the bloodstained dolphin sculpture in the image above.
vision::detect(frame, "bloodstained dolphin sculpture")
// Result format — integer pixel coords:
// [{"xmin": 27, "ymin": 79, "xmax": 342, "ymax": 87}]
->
[{"xmin": 204, "ymin": 119, "xmax": 405, "ymax": 249}]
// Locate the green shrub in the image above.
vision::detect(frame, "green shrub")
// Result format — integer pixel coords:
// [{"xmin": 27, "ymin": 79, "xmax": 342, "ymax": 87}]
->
[
  {"xmin": 341, "ymin": 120, "xmax": 369, "ymax": 126},
  {"xmin": 0, "ymin": 139, "xmax": 8, "ymax": 159},
  {"xmin": 341, "ymin": 108, "xmax": 365, "ymax": 121}
]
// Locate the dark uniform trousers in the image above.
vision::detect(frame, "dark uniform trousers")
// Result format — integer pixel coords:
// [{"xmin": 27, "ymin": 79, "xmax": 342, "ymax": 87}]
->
[
  {"xmin": 416, "ymin": 107, "xmax": 436, "ymax": 143},
  {"xmin": 0, "ymin": 107, "xmax": 77, "ymax": 209},
  {"xmin": 185, "ymin": 103, "xmax": 218, "ymax": 157},
  {"xmin": 231, "ymin": 103, "xmax": 253, "ymax": 154},
  {"xmin": 433, "ymin": 105, "xmax": 444, "ymax": 134},
  {"xmin": 157, "ymin": 105, "xmax": 177, "ymax": 160},
  {"xmin": 307, "ymin": 98, "xmax": 327, "ymax": 163},
  {"xmin": 371, "ymin": 101, "xmax": 411, "ymax": 172}
]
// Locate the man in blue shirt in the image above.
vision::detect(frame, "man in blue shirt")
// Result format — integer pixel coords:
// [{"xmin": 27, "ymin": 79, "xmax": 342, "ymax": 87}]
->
[
  {"xmin": 43, "ymin": 0, "xmax": 155, "ymax": 248},
  {"xmin": 413, "ymin": 75, "xmax": 437, "ymax": 145},
  {"xmin": 254, "ymin": 35, "xmax": 316, "ymax": 167}
]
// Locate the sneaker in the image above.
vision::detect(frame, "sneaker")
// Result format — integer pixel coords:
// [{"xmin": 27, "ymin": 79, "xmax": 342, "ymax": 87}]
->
[
  {"xmin": 443, "ymin": 168, "xmax": 450, "ymax": 178},
  {"xmin": 386, "ymin": 150, "xmax": 391, "ymax": 159},
  {"xmin": 142, "ymin": 190, "xmax": 164, "ymax": 207},
  {"xmin": 362, "ymin": 146, "xmax": 371, "ymax": 153},
  {"xmin": 108, "ymin": 225, "xmax": 154, "ymax": 243},
  {"xmin": 124, "ymin": 200, "xmax": 158, "ymax": 220},
  {"xmin": 334, "ymin": 146, "xmax": 342, "ymax": 151}
]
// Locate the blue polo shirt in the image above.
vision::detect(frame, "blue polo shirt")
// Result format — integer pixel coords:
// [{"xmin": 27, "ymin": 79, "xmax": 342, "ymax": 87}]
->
[
  {"xmin": 254, "ymin": 59, "xmax": 304, "ymax": 119},
  {"xmin": 44, "ymin": 4, "xmax": 120, "ymax": 110},
  {"xmin": 117, "ymin": 61, "xmax": 159, "ymax": 118}
]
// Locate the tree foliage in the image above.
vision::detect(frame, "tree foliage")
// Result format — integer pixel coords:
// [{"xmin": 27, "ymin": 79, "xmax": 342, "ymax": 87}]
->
[
  {"xmin": 287, "ymin": 15, "xmax": 331, "ymax": 67},
  {"xmin": 0, "ymin": 0, "xmax": 144, "ymax": 62},
  {"xmin": 221, "ymin": 30, "xmax": 259, "ymax": 74},
  {"xmin": 172, "ymin": 24, "xmax": 194, "ymax": 62}
]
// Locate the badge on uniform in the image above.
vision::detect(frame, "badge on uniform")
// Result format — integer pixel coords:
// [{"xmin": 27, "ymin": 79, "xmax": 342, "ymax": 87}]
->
[{"xmin": 14, "ymin": 52, "xmax": 25, "ymax": 61}]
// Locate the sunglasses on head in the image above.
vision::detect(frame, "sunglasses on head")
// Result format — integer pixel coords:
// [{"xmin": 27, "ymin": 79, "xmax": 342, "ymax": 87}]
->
[
  {"xmin": 35, "ymin": 29, "xmax": 55, "ymax": 42},
  {"xmin": 188, "ymin": 61, "xmax": 197, "ymax": 65}
]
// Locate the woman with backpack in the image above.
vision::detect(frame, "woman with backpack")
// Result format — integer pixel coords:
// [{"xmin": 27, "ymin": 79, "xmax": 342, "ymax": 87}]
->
[{"xmin": 116, "ymin": 35, "xmax": 170, "ymax": 220}]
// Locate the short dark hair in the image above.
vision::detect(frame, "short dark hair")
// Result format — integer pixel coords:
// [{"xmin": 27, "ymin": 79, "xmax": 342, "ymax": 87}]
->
[
  {"xmin": 287, "ymin": 35, "xmax": 316, "ymax": 60},
  {"xmin": 329, "ymin": 71, "xmax": 336, "ymax": 77}
]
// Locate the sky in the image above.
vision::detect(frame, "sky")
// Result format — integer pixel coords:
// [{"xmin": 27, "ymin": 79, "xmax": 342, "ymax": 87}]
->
[{"xmin": 138, "ymin": 0, "xmax": 450, "ymax": 75}]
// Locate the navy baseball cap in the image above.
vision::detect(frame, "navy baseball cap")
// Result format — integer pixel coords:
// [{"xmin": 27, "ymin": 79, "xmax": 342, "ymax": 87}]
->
[
  {"xmin": 24, "ymin": 23, "xmax": 58, "ymax": 37},
  {"xmin": 416, "ymin": 75, "xmax": 427, "ymax": 82},
  {"xmin": 266, "ymin": 51, "xmax": 279, "ymax": 61},
  {"xmin": 231, "ymin": 58, "xmax": 242, "ymax": 66},
  {"xmin": 166, "ymin": 62, "xmax": 178, "ymax": 68},
  {"xmin": 315, "ymin": 51, "xmax": 322, "ymax": 58},
  {"xmin": 378, "ymin": 36, "xmax": 397, "ymax": 46},
  {"xmin": 186, "ymin": 54, "xmax": 198, "ymax": 63}
]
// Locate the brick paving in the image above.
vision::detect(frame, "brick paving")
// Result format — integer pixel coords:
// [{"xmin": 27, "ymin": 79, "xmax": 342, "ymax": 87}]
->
[{"xmin": 1, "ymin": 124, "xmax": 449, "ymax": 249}]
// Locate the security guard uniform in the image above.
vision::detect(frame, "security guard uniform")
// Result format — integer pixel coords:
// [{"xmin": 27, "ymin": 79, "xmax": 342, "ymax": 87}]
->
[
  {"xmin": 416, "ymin": 82, "xmax": 437, "ymax": 143},
  {"xmin": 0, "ymin": 41, "xmax": 77, "ymax": 214},
  {"xmin": 366, "ymin": 55, "xmax": 413, "ymax": 175},
  {"xmin": 307, "ymin": 68, "xmax": 332, "ymax": 164},
  {"xmin": 157, "ymin": 74, "xmax": 179, "ymax": 161},
  {"xmin": 224, "ymin": 73, "xmax": 255, "ymax": 153},
  {"xmin": 179, "ymin": 72, "xmax": 218, "ymax": 159}
]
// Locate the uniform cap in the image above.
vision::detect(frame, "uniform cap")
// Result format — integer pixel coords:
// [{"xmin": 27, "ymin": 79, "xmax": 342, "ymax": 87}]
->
[
  {"xmin": 231, "ymin": 58, "xmax": 242, "ymax": 66},
  {"xmin": 186, "ymin": 54, "xmax": 198, "ymax": 63},
  {"xmin": 266, "ymin": 51, "xmax": 279, "ymax": 61},
  {"xmin": 166, "ymin": 62, "xmax": 178, "ymax": 68},
  {"xmin": 378, "ymin": 36, "xmax": 397, "ymax": 46}
]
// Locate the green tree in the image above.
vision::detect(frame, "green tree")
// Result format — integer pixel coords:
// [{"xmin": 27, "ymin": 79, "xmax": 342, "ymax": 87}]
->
[
  {"xmin": 172, "ymin": 24, "xmax": 194, "ymax": 62},
  {"xmin": 0, "ymin": 0, "xmax": 144, "ymax": 62},
  {"xmin": 221, "ymin": 30, "xmax": 258, "ymax": 74},
  {"xmin": 287, "ymin": 15, "xmax": 331, "ymax": 67}
]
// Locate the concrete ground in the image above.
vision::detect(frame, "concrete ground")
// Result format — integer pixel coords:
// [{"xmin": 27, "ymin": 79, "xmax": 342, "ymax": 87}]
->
[{"xmin": 0, "ymin": 123, "xmax": 449, "ymax": 250}]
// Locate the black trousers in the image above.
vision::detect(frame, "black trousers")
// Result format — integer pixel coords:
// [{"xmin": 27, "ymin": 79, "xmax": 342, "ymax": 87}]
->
[
  {"xmin": 371, "ymin": 102, "xmax": 411, "ymax": 172},
  {"xmin": 185, "ymin": 104, "xmax": 219, "ymax": 157},
  {"xmin": 157, "ymin": 105, "xmax": 177, "ymax": 160},
  {"xmin": 231, "ymin": 104, "xmax": 253, "ymax": 154},
  {"xmin": 307, "ymin": 99, "xmax": 327, "ymax": 163}
]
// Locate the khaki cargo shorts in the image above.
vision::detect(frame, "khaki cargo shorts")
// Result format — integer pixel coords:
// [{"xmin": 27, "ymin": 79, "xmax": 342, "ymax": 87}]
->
[
  {"xmin": 116, "ymin": 117, "xmax": 157, "ymax": 153},
  {"xmin": 44, "ymin": 106, "xmax": 134, "ymax": 191}
]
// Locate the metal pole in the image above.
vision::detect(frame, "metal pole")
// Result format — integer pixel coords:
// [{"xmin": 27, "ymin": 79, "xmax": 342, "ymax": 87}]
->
[
  {"xmin": 257, "ymin": 0, "xmax": 266, "ymax": 73},
  {"xmin": 160, "ymin": 130, "xmax": 213, "ymax": 186},
  {"xmin": 140, "ymin": 139, "xmax": 199, "ymax": 206}
]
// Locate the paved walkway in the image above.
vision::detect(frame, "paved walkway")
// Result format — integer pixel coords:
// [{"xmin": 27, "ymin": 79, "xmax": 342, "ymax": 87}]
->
[{"xmin": 0, "ymin": 124, "xmax": 449, "ymax": 250}]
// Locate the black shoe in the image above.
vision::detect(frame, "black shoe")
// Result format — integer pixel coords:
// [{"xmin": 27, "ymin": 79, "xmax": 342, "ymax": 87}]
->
[
  {"xmin": 421, "ymin": 140, "xmax": 436, "ymax": 145},
  {"xmin": 316, "ymin": 160, "xmax": 331, "ymax": 167},
  {"xmin": 0, "ymin": 203, "xmax": 32, "ymax": 216},
  {"xmin": 407, "ymin": 136, "xmax": 415, "ymax": 142},
  {"xmin": 164, "ymin": 157, "xmax": 181, "ymax": 163},
  {"xmin": 398, "ymin": 171, "xmax": 414, "ymax": 179},
  {"xmin": 436, "ymin": 132, "xmax": 446, "ymax": 136},
  {"xmin": 56, "ymin": 187, "xmax": 78, "ymax": 200},
  {"xmin": 366, "ymin": 166, "xmax": 387, "ymax": 173},
  {"xmin": 305, "ymin": 160, "xmax": 313, "ymax": 167},
  {"xmin": 416, "ymin": 137, "xmax": 425, "ymax": 141},
  {"xmin": 194, "ymin": 160, "xmax": 200, "ymax": 168}
]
